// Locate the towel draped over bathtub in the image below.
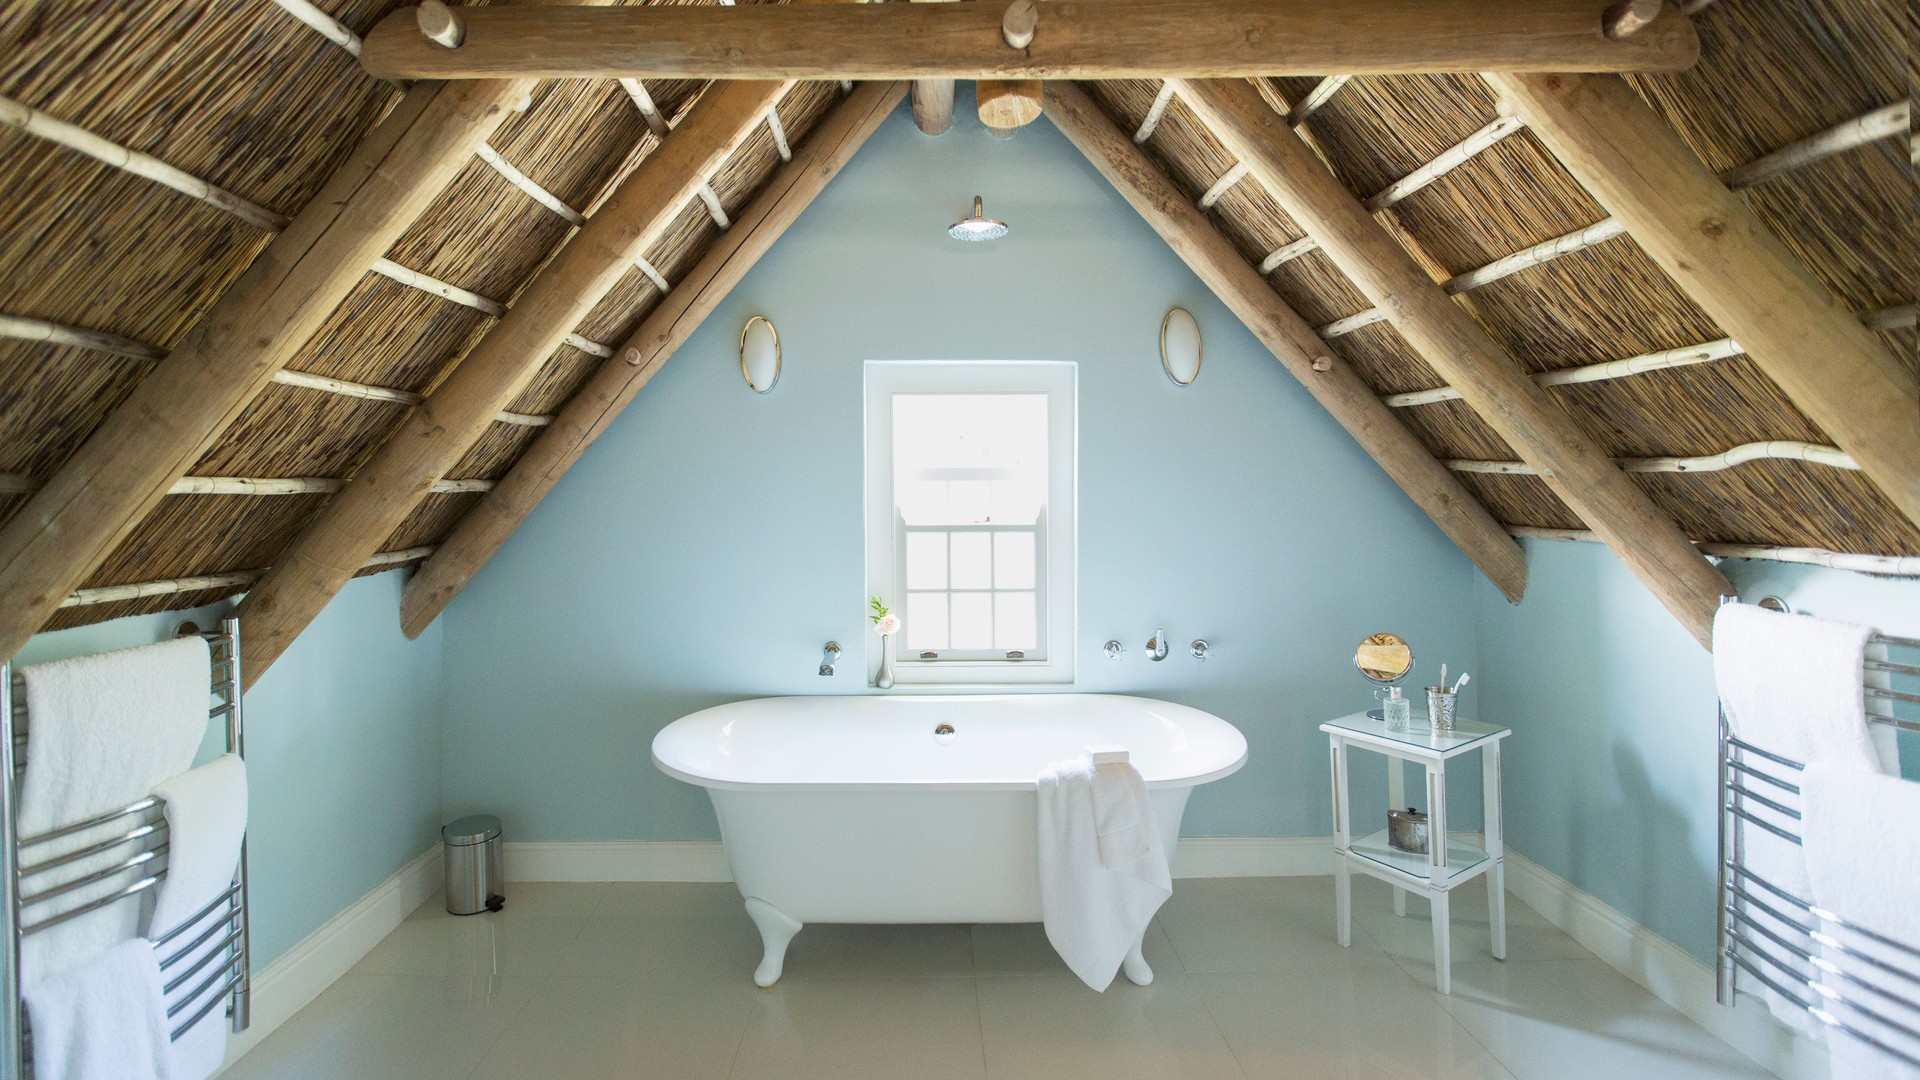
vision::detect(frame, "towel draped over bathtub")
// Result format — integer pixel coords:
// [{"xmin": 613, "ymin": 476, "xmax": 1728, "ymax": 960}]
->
[{"xmin": 1036, "ymin": 753, "xmax": 1172, "ymax": 991}]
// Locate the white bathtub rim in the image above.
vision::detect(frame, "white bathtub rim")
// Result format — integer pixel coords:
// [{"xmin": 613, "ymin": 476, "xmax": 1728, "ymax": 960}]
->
[{"xmin": 651, "ymin": 692, "xmax": 1249, "ymax": 793}]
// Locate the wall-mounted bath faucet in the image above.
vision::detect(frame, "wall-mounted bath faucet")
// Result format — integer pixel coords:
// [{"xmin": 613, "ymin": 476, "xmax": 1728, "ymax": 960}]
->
[
  {"xmin": 1104, "ymin": 640, "xmax": 1126, "ymax": 660},
  {"xmin": 1191, "ymin": 640, "xmax": 1212, "ymax": 661},
  {"xmin": 819, "ymin": 642, "xmax": 841, "ymax": 677},
  {"xmin": 1145, "ymin": 630, "xmax": 1169, "ymax": 662}
]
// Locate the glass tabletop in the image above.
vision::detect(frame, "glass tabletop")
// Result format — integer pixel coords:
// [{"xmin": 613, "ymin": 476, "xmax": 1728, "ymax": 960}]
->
[{"xmin": 1320, "ymin": 711, "xmax": 1508, "ymax": 755}]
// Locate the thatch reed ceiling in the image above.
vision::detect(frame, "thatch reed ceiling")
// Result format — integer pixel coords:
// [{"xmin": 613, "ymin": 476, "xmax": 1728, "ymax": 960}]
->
[{"xmin": 0, "ymin": 0, "xmax": 1912, "ymax": 643}]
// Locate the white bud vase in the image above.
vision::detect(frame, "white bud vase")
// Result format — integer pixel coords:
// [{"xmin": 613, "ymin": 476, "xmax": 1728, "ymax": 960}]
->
[{"xmin": 876, "ymin": 634, "xmax": 895, "ymax": 689}]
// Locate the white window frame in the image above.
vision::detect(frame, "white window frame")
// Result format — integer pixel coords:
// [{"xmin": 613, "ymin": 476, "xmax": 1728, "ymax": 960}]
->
[{"xmin": 865, "ymin": 360, "xmax": 1076, "ymax": 687}]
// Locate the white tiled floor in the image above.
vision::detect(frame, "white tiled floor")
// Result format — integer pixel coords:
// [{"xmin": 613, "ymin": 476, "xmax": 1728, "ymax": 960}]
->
[{"xmin": 221, "ymin": 875, "xmax": 1776, "ymax": 1080}]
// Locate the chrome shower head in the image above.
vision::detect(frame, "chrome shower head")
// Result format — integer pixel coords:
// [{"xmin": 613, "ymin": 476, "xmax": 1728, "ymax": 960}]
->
[{"xmin": 948, "ymin": 196, "xmax": 1008, "ymax": 242}]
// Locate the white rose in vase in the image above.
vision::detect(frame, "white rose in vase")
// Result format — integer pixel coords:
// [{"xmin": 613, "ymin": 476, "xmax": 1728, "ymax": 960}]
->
[{"xmin": 875, "ymin": 613, "xmax": 901, "ymax": 636}]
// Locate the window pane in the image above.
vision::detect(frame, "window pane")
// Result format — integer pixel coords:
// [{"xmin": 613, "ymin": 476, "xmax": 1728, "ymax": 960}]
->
[
  {"xmin": 994, "ymin": 532, "xmax": 1036, "ymax": 589},
  {"xmin": 950, "ymin": 532, "xmax": 992, "ymax": 590},
  {"xmin": 995, "ymin": 592, "xmax": 1037, "ymax": 651},
  {"xmin": 905, "ymin": 593, "xmax": 948, "ymax": 651},
  {"xmin": 951, "ymin": 593, "xmax": 993, "ymax": 649},
  {"xmin": 905, "ymin": 533, "xmax": 948, "ymax": 590}
]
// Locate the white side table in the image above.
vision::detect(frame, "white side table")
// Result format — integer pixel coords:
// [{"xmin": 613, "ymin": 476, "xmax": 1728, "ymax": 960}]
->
[{"xmin": 1320, "ymin": 711, "xmax": 1510, "ymax": 994}]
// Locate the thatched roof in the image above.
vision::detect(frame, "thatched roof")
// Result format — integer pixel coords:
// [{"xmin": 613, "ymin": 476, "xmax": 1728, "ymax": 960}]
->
[{"xmin": 0, "ymin": 0, "xmax": 1913, "ymax": 642}]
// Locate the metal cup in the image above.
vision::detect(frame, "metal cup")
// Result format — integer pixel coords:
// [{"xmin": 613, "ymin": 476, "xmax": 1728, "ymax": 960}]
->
[{"xmin": 1426, "ymin": 687, "xmax": 1458, "ymax": 732}]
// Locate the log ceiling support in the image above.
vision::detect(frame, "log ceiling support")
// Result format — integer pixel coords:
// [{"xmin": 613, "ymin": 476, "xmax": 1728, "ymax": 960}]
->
[
  {"xmin": 234, "ymin": 78, "xmax": 794, "ymax": 682},
  {"xmin": 399, "ymin": 81, "xmax": 911, "ymax": 636},
  {"xmin": 1043, "ymin": 83, "xmax": 1529, "ymax": 603},
  {"xmin": 0, "ymin": 78, "xmax": 533, "ymax": 662},
  {"xmin": 359, "ymin": 0, "xmax": 1700, "ymax": 81},
  {"xmin": 1173, "ymin": 77, "xmax": 1730, "ymax": 647},
  {"xmin": 1486, "ymin": 72, "xmax": 1920, "ymax": 530}
]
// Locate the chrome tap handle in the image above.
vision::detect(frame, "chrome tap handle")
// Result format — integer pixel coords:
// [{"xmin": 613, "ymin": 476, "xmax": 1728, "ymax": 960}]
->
[
  {"xmin": 1146, "ymin": 630, "xmax": 1169, "ymax": 662},
  {"xmin": 1191, "ymin": 639, "xmax": 1211, "ymax": 661},
  {"xmin": 819, "ymin": 641, "xmax": 841, "ymax": 676}
]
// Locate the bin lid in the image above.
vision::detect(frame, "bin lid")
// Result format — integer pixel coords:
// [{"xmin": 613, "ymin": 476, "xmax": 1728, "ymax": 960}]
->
[{"xmin": 443, "ymin": 814, "xmax": 501, "ymax": 846}]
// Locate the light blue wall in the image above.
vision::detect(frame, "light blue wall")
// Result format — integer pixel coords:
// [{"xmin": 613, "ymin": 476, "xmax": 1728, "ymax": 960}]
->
[
  {"xmin": 438, "ymin": 94, "xmax": 1486, "ymax": 844},
  {"xmin": 1475, "ymin": 539, "xmax": 1920, "ymax": 962},
  {"xmin": 14, "ymin": 573, "xmax": 445, "ymax": 966}
]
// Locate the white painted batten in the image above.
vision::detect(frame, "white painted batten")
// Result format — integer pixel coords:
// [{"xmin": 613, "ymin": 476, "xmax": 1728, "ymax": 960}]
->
[
  {"xmin": 631, "ymin": 256, "xmax": 672, "ymax": 294},
  {"xmin": 1197, "ymin": 161, "xmax": 1249, "ymax": 209},
  {"xmin": 1363, "ymin": 114, "xmax": 1527, "ymax": 213},
  {"xmin": 0, "ymin": 94, "xmax": 288, "ymax": 232},
  {"xmin": 618, "ymin": 78, "xmax": 674, "ymax": 138},
  {"xmin": 0, "ymin": 314, "xmax": 163, "ymax": 360},
  {"xmin": 476, "ymin": 143, "xmax": 586, "ymax": 225},
  {"xmin": 59, "ymin": 547, "xmax": 436, "ymax": 608},
  {"xmin": 1133, "ymin": 82, "xmax": 1177, "ymax": 144},
  {"xmin": 764, "ymin": 107, "xmax": 792, "ymax": 162},
  {"xmin": 695, "ymin": 182, "xmax": 731, "ymax": 229},
  {"xmin": 1386, "ymin": 305, "xmax": 1909, "ymax": 406},
  {"xmin": 1511, "ymin": 526, "xmax": 1920, "ymax": 576},
  {"xmin": 1288, "ymin": 75, "xmax": 1352, "ymax": 126},
  {"xmin": 1448, "ymin": 441, "xmax": 1856, "ymax": 476},
  {"xmin": 367, "ymin": 259, "xmax": 506, "ymax": 317},
  {"xmin": 268, "ymin": 0, "xmax": 363, "ymax": 56}
]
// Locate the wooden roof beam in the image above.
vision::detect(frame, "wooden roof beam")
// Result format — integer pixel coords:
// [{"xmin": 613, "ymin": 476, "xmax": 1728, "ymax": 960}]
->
[
  {"xmin": 1486, "ymin": 73, "xmax": 1920, "ymax": 531},
  {"xmin": 234, "ymin": 78, "xmax": 795, "ymax": 681},
  {"xmin": 1042, "ymin": 83, "xmax": 1528, "ymax": 604},
  {"xmin": 399, "ymin": 81, "xmax": 911, "ymax": 637},
  {"xmin": 360, "ymin": 0, "xmax": 1699, "ymax": 81},
  {"xmin": 1172, "ymin": 77, "xmax": 1728, "ymax": 646},
  {"xmin": 0, "ymin": 78, "xmax": 533, "ymax": 662}
]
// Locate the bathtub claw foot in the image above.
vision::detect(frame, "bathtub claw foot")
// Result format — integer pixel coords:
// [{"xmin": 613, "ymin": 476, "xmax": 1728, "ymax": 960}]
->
[
  {"xmin": 744, "ymin": 897, "xmax": 802, "ymax": 987},
  {"xmin": 1122, "ymin": 938, "xmax": 1153, "ymax": 986}
]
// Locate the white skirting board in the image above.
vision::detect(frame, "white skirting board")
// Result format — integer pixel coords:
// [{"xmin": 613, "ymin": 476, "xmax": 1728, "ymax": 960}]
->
[
  {"xmin": 500, "ymin": 835, "xmax": 1334, "ymax": 883},
  {"xmin": 213, "ymin": 845, "xmax": 442, "ymax": 1077},
  {"xmin": 1501, "ymin": 850, "xmax": 1829, "ymax": 1080}
]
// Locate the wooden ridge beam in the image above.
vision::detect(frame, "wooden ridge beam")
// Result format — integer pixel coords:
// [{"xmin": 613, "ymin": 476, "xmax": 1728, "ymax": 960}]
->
[
  {"xmin": 0, "ymin": 78, "xmax": 532, "ymax": 661},
  {"xmin": 235, "ymin": 78, "xmax": 795, "ymax": 681},
  {"xmin": 360, "ymin": 0, "xmax": 1699, "ymax": 81},
  {"xmin": 1486, "ymin": 73, "xmax": 1920, "ymax": 530},
  {"xmin": 1042, "ymin": 83, "xmax": 1528, "ymax": 604},
  {"xmin": 1173, "ymin": 77, "xmax": 1728, "ymax": 646},
  {"xmin": 399, "ymin": 81, "xmax": 911, "ymax": 637}
]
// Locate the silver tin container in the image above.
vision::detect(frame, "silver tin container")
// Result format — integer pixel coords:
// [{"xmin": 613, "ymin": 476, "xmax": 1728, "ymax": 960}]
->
[{"xmin": 1387, "ymin": 807, "xmax": 1429, "ymax": 855}]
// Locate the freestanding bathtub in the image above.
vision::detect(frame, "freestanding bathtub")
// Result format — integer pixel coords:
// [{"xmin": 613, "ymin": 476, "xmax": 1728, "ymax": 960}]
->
[{"xmin": 651, "ymin": 694, "xmax": 1248, "ymax": 986}]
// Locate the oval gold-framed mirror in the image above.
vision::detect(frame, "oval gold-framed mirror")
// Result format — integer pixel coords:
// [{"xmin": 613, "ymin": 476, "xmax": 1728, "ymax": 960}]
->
[
  {"xmin": 740, "ymin": 315, "xmax": 781, "ymax": 394},
  {"xmin": 1354, "ymin": 632, "xmax": 1414, "ymax": 685},
  {"xmin": 1160, "ymin": 307, "xmax": 1202, "ymax": 386}
]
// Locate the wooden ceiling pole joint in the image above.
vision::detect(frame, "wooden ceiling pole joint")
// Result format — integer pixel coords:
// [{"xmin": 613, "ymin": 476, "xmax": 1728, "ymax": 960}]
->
[
  {"xmin": 978, "ymin": 80, "xmax": 1043, "ymax": 130},
  {"xmin": 1000, "ymin": 0, "xmax": 1038, "ymax": 49},
  {"xmin": 1172, "ymin": 77, "xmax": 1728, "ymax": 645},
  {"xmin": 358, "ymin": 0, "xmax": 1702, "ymax": 81},
  {"xmin": 418, "ymin": 0, "xmax": 466, "ymax": 48},
  {"xmin": 908, "ymin": 0, "xmax": 959, "ymax": 137},
  {"xmin": 1041, "ymin": 83, "xmax": 1528, "ymax": 603},
  {"xmin": 1487, "ymin": 73, "xmax": 1920, "ymax": 531},
  {"xmin": 1602, "ymin": 0, "xmax": 1665, "ymax": 39},
  {"xmin": 0, "ymin": 77, "xmax": 533, "ymax": 662},
  {"xmin": 234, "ymin": 78, "xmax": 796, "ymax": 681},
  {"xmin": 400, "ymin": 82, "xmax": 913, "ymax": 637}
]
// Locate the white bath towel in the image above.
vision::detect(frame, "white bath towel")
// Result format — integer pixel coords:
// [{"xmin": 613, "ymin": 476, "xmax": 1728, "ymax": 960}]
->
[
  {"xmin": 1037, "ymin": 754, "xmax": 1171, "ymax": 991},
  {"xmin": 17, "ymin": 637, "xmax": 211, "ymax": 984},
  {"xmin": 24, "ymin": 936, "xmax": 174, "ymax": 1080},
  {"xmin": 147, "ymin": 755, "xmax": 247, "ymax": 1080},
  {"xmin": 1712, "ymin": 603, "xmax": 1887, "ymax": 1036},
  {"xmin": 1800, "ymin": 764, "xmax": 1920, "ymax": 1079},
  {"xmin": 148, "ymin": 754, "xmax": 247, "ymax": 937}
]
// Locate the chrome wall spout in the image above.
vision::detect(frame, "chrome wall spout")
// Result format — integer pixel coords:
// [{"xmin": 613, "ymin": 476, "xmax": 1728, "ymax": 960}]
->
[
  {"xmin": 1145, "ymin": 630, "xmax": 1169, "ymax": 662},
  {"xmin": 819, "ymin": 641, "xmax": 841, "ymax": 677}
]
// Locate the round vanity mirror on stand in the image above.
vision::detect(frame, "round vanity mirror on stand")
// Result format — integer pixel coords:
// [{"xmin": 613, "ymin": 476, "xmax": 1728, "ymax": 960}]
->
[{"xmin": 1354, "ymin": 632, "xmax": 1414, "ymax": 720}]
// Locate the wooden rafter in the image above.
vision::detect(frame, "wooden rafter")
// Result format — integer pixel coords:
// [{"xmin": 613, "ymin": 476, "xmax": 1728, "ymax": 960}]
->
[
  {"xmin": 400, "ymin": 81, "xmax": 912, "ymax": 637},
  {"xmin": 1042, "ymin": 83, "xmax": 1528, "ymax": 602},
  {"xmin": 233, "ymin": 79, "xmax": 795, "ymax": 682},
  {"xmin": 1172, "ymin": 77, "xmax": 1730, "ymax": 646},
  {"xmin": 1486, "ymin": 73, "xmax": 1920, "ymax": 530},
  {"xmin": 359, "ymin": 0, "xmax": 1700, "ymax": 81},
  {"xmin": 0, "ymin": 78, "xmax": 534, "ymax": 661}
]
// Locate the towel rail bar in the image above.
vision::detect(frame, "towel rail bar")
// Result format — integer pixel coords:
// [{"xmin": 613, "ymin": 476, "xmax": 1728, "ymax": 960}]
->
[
  {"xmin": 0, "ymin": 617, "xmax": 250, "ymax": 1078},
  {"xmin": 1715, "ymin": 603, "xmax": 1919, "ymax": 1070}
]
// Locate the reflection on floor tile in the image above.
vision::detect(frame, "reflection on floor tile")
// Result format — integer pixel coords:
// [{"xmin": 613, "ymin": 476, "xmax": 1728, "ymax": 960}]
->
[
  {"xmin": 977, "ymin": 973, "xmax": 1242, "ymax": 1080},
  {"xmin": 220, "ymin": 877, "xmax": 1779, "ymax": 1080}
]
